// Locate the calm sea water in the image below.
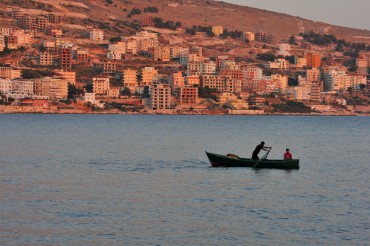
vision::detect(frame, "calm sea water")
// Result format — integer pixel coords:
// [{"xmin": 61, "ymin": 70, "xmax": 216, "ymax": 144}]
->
[{"xmin": 0, "ymin": 114, "xmax": 369, "ymax": 245}]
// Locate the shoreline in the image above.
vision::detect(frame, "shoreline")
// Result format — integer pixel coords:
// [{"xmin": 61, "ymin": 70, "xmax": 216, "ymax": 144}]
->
[{"xmin": 0, "ymin": 109, "xmax": 368, "ymax": 116}]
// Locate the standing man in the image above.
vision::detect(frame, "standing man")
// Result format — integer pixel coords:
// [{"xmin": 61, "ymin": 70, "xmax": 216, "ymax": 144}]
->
[
  {"xmin": 284, "ymin": 148, "xmax": 292, "ymax": 160},
  {"xmin": 252, "ymin": 141, "xmax": 271, "ymax": 160}
]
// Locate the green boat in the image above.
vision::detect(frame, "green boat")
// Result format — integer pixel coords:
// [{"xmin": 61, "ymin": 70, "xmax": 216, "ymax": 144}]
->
[{"xmin": 205, "ymin": 151, "xmax": 299, "ymax": 169}]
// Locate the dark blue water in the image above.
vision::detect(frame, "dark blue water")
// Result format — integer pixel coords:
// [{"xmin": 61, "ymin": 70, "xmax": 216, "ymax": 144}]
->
[{"xmin": 1, "ymin": 115, "xmax": 369, "ymax": 245}]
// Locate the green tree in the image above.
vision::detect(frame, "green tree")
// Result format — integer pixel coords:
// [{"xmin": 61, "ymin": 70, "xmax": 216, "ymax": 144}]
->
[
  {"xmin": 121, "ymin": 87, "xmax": 131, "ymax": 96},
  {"xmin": 359, "ymin": 84, "xmax": 366, "ymax": 92},
  {"xmin": 84, "ymin": 83, "xmax": 93, "ymax": 93},
  {"xmin": 289, "ymin": 35, "xmax": 296, "ymax": 45},
  {"xmin": 68, "ymin": 83, "xmax": 84, "ymax": 99}
]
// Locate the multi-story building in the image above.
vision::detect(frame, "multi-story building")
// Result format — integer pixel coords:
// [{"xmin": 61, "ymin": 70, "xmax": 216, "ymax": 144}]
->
[
  {"xmin": 140, "ymin": 16, "xmax": 154, "ymax": 27},
  {"xmin": 33, "ymin": 77, "xmax": 68, "ymax": 99},
  {"xmin": 89, "ymin": 29, "xmax": 104, "ymax": 41},
  {"xmin": 243, "ymin": 32, "xmax": 255, "ymax": 42},
  {"xmin": 177, "ymin": 85, "xmax": 198, "ymax": 105},
  {"xmin": 266, "ymin": 33, "xmax": 277, "ymax": 44},
  {"xmin": 18, "ymin": 15, "xmax": 37, "ymax": 30},
  {"xmin": 265, "ymin": 59, "xmax": 290, "ymax": 70},
  {"xmin": 293, "ymin": 86, "xmax": 311, "ymax": 102},
  {"xmin": 200, "ymin": 75, "xmax": 227, "ymax": 92},
  {"xmin": 56, "ymin": 70, "xmax": 76, "ymax": 85},
  {"xmin": 123, "ymin": 69, "xmax": 138, "ymax": 92},
  {"xmin": 93, "ymin": 76, "xmax": 110, "ymax": 95},
  {"xmin": 0, "ymin": 79, "xmax": 33, "ymax": 97},
  {"xmin": 107, "ymin": 87, "xmax": 120, "ymax": 98},
  {"xmin": 169, "ymin": 71, "xmax": 185, "ymax": 94},
  {"xmin": 0, "ymin": 67, "xmax": 22, "ymax": 79},
  {"xmin": 217, "ymin": 92, "xmax": 238, "ymax": 105},
  {"xmin": 150, "ymin": 83, "xmax": 172, "ymax": 110},
  {"xmin": 220, "ymin": 69, "xmax": 244, "ymax": 81},
  {"xmin": 39, "ymin": 52, "xmax": 54, "ymax": 66},
  {"xmin": 6, "ymin": 35, "xmax": 18, "ymax": 49},
  {"xmin": 102, "ymin": 60, "xmax": 117, "ymax": 76},
  {"xmin": 60, "ymin": 48, "xmax": 72, "ymax": 70},
  {"xmin": 125, "ymin": 38, "xmax": 138, "ymax": 55},
  {"xmin": 271, "ymin": 74, "xmax": 288, "ymax": 90},
  {"xmin": 0, "ymin": 36, "xmax": 5, "ymax": 51},
  {"xmin": 310, "ymin": 82, "xmax": 322, "ymax": 103},
  {"xmin": 170, "ymin": 46, "xmax": 188, "ymax": 60},
  {"xmin": 47, "ymin": 14, "xmax": 62, "ymax": 24},
  {"xmin": 10, "ymin": 30, "xmax": 33, "ymax": 47},
  {"xmin": 356, "ymin": 57, "xmax": 368, "ymax": 68},
  {"xmin": 107, "ymin": 51, "xmax": 122, "ymax": 60},
  {"xmin": 212, "ymin": 26, "xmax": 223, "ymax": 36},
  {"xmin": 255, "ymin": 31, "xmax": 267, "ymax": 42},
  {"xmin": 36, "ymin": 16, "xmax": 47, "ymax": 31},
  {"xmin": 154, "ymin": 46, "xmax": 171, "ymax": 62},
  {"xmin": 306, "ymin": 53, "xmax": 322, "ymax": 68},
  {"xmin": 46, "ymin": 28, "xmax": 63, "ymax": 38},
  {"xmin": 108, "ymin": 42, "xmax": 126, "ymax": 54},
  {"xmin": 249, "ymin": 97, "xmax": 266, "ymax": 108},
  {"xmin": 322, "ymin": 68, "xmax": 347, "ymax": 92},
  {"xmin": 186, "ymin": 75, "xmax": 200, "ymax": 86},
  {"xmin": 306, "ymin": 68, "xmax": 321, "ymax": 82},
  {"xmin": 141, "ymin": 67, "xmax": 158, "ymax": 86},
  {"xmin": 187, "ymin": 60, "xmax": 216, "ymax": 76},
  {"xmin": 0, "ymin": 28, "xmax": 15, "ymax": 36},
  {"xmin": 76, "ymin": 49, "xmax": 89, "ymax": 63},
  {"xmin": 244, "ymin": 66, "xmax": 263, "ymax": 80}
]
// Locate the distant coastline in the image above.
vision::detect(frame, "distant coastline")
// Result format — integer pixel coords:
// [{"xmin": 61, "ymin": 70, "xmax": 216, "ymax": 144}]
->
[{"xmin": 0, "ymin": 107, "xmax": 367, "ymax": 116}]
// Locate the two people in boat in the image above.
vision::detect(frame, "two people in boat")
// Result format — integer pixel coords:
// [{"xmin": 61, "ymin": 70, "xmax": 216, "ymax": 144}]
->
[{"xmin": 252, "ymin": 141, "xmax": 293, "ymax": 161}]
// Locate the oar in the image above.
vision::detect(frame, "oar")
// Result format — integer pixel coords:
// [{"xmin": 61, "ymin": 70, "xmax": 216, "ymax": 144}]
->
[
  {"xmin": 253, "ymin": 148, "xmax": 271, "ymax": 168},
  {"xmin": 253, "ymin": 159, "xmax": 261, "ymax": 168}
]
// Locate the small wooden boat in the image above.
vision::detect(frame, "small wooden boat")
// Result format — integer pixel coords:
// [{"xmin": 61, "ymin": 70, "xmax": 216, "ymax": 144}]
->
[{"xmin": 205, "ymin": 151, "xmax": 299, "ymax": 169}]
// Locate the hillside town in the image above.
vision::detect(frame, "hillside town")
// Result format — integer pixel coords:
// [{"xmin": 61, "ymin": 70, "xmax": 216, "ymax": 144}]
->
[{"xmin": 0, "ymin": 1, "xmax": 370, "ymax": 115}]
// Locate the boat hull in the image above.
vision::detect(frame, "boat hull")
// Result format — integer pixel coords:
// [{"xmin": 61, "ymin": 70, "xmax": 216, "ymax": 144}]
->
[{"xmin": 206, "ymin": 152, "xmax": 299, "ymax": 169}]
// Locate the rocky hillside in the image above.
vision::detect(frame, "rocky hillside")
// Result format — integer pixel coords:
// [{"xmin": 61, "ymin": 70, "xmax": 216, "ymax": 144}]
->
[{"xmin": 1, "ymin": 0, "xmax": 370, "ymax": 42}]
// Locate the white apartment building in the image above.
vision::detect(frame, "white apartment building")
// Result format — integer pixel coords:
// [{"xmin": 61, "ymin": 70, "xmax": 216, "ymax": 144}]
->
[
  {"xmin": 244, "ymin": 67, "xmax": 263, "ymax": 80},
  {"xmin": 265, "ymin": 59, "xmax": 290, "ymax": 70},
  {"xmin": 108, "ymin": 42, "xmax": 126, "ymax": 53},
  {"xmin": 107, "ymin": 51, "xmax": 122, "ymax": 60},
  {"xmin": 323, "ymin": 69, "xmax": 347, "ymax": 92},
  {"xmin": 187, "ymin": 60, "xmax": 216, "ymax": 76}
]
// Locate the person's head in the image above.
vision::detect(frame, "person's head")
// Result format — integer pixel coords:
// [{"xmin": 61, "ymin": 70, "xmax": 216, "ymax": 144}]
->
[
  {"xmin": 286, "ymin": 148, "xmax": 290, "ymax": 152},
  {"xmin": 261, "ymin": 141, "xmax": 265, "ymax": 146}
]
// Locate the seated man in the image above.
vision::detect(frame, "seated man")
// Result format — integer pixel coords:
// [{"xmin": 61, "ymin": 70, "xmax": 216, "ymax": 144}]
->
[{"xmin": 284, "ymin": 148, "xmax": 292, "ymax": 160}]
